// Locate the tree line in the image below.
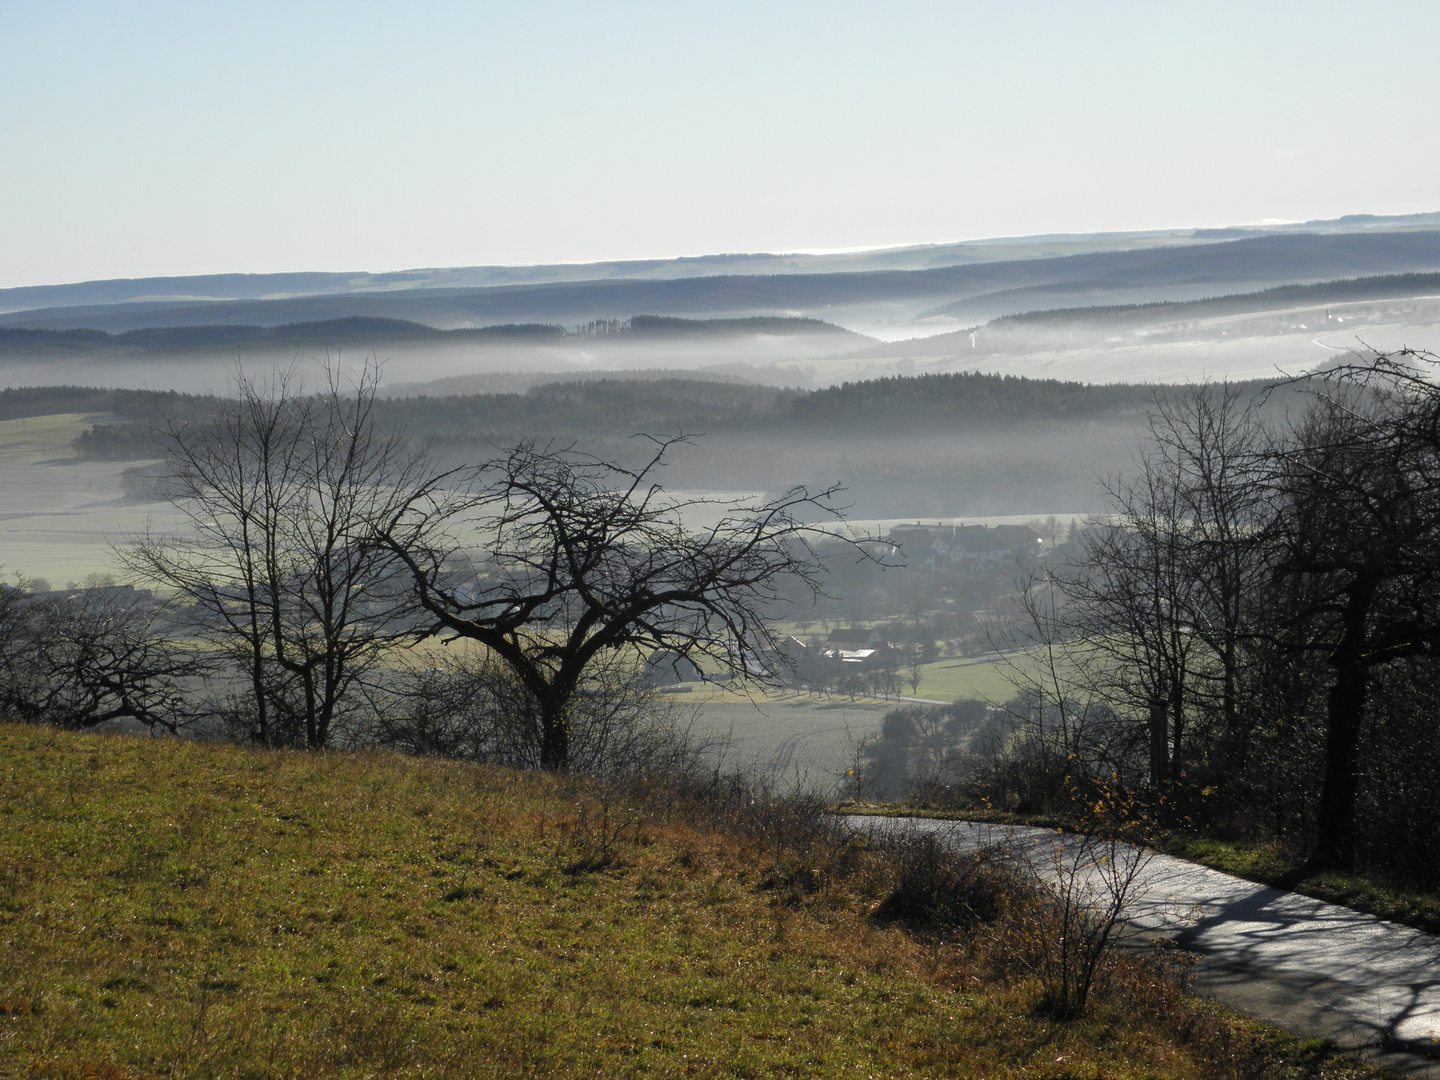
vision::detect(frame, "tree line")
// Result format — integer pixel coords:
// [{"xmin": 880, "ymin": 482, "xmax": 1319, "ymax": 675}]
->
[
  {"xmin": 942, "ymin": 351, "xmax": 1440, "ymax": 883},
  {"xmin": 0, "ymin": 314, "xmax": 850, "ymax": 359},
  {"xmin": 57, "ymin": 370, "xmax": 1229, "ymax": 468}
]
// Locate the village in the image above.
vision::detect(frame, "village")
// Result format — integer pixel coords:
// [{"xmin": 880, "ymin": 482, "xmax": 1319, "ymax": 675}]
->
[{"xmin": 645, "ymin": 520, "xmax": 1047, "ymax": 698}]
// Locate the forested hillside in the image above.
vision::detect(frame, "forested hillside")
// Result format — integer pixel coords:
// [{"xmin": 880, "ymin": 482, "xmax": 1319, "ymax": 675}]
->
[
  {"xmin": 0, "ymin": 314, "xmax": 869, "ymax": 359},
  {"xmin": 19, "ymin": 370, "xmax": 1282, "ymax": 516},
  {"xmin": 20, "ymin": 370, "xmax": 1186, "ymax": 442}
]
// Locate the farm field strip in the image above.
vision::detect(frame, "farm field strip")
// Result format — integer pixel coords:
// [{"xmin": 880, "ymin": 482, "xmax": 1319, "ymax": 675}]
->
[{"xmin": 0, "ymin": 413, "xmax": 182, "ymax": 583}]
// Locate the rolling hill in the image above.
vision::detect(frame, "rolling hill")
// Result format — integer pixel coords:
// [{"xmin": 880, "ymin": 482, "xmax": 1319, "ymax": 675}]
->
[{"xmin": 3, "ymin": 215, "xmax": 1440, "ymax": 392}]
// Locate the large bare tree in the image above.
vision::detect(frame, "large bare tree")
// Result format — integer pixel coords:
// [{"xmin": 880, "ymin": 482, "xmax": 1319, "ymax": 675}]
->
[
  {"xmin": 1038, "ymin": 360, "xmax": 1440, "ymax": 869},
  {"xmin": 379, "ymin": 436, "xmax": 869, "ymax": 770},
  {"xmin": 1008, "ymin": 385, "xmax": 1274, "ymax": 791},
  {"xmin": 1267, "ymin": 359, "xmax": 1440, "ymax": 867}
]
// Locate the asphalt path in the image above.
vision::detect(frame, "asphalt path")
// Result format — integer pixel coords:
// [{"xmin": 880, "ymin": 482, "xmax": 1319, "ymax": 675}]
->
[{"xmin": 840, "ymin": 815, "xmax": 1440, "ymax": 1078}]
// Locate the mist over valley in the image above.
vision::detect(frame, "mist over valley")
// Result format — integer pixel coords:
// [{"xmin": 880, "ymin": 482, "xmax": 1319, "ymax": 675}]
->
[
  {"xmin": 3, "ymin": 214, "xmax": 1439, "ymax": 396},
  {"xmin": 5, "ymin": 213, "xmax": 1439, "ymax": 587},
  {"xmin": 5, "ymin": 213, "xmax": 1429, "ymax": 804}
]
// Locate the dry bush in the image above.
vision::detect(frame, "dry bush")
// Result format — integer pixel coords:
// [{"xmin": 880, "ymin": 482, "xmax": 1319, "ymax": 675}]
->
[{"xmin": 871, "ymin": 832, "xmax": 1023, "ymax": 933}]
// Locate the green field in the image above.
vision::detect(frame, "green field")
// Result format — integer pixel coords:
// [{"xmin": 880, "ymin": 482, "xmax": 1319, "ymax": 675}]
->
[
  {"xmin": 0, "ymin": 413, "xmax": 180, "ymax": 585},
  {"xmin": 682, "ymin": 689, "xmax": 891, "ymax": 786},
  {"xmin": 911, "ymin": 651, "xmax": 1031, "ymax": 703},
  {"xmin": 682, "ymin": 649, "xmax": 1031, "ymax": 787}
]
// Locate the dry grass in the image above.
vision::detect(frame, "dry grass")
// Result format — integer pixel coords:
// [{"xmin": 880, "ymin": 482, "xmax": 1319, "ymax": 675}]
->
[{"xmin": 0, "ymin": 723, "xmax": 1398, "ymax": 1079}]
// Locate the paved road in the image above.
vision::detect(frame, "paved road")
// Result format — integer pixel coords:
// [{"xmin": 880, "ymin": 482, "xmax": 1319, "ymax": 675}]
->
[{"xmin": 841, "ymin": 815, "xmax": 1440, "ymax": 1078}]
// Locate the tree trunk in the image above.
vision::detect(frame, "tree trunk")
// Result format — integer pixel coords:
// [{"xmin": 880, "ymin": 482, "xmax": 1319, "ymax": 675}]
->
[
  {"xmin": 1221, "ymin": 637, "xmax": 1238, "ymax": 745},
  {"xmin": 1314, "ymin": 589, "xmax": 1373, "ymax": 869},
  {"xmin": 302, "ymin": 667, "xmax": 318, "ymax": 749},
  {"xmin": 1148, "ymin": 699, "xmax": 1168, "ymax": 788},
  {"xmin": 538, "ymin": 697, "xmax": 570, "ymax": 771},
  {"xmin": 1168, "ymin": 673, "xmax": 1186, "ymax": 781}
]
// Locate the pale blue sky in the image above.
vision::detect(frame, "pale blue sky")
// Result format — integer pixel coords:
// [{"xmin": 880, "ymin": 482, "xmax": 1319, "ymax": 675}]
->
[{"xmin": 2, "ymin": 0, "xmax": 1438, "ymax": 288}]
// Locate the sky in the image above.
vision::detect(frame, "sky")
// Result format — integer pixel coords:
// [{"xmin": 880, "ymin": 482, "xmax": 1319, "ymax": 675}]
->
[{"xmin": 2, "ymin": 0, "xmax": 1439, "ymax": 289}]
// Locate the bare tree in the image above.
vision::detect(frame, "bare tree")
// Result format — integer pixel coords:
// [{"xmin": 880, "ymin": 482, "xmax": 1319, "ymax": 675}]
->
[
  {"xmin": 1018, "ymin": 793, "xmax": 1159, "ymax": 1018},
  {"xmin": 0, "ymin": 579, "xmax": 204, "ymax": 734},
  {"xmin": 1044, "ymin": 363, "xmax": 1440, "ymax": 868},
  {"xmin": 994, "ymin": 572, "xmax": 1131, "ymax": 806},
  {"xmin": 373, "ymin": 648, "xmax": 698, "ymax": 777},
  {"xmin": 379, "ymin": 436, "xmax": 871, "ymax": 770},
  {"xmin": 1143, "ymin": 386, "xmax": 1275, "ymax": 762},
  {"xmin": 1013, "ymin": 386, "xmax": 1274, "ymax": 790},
  {"xmin": 125, "ymin": 364, "xmax": 427, "ymax": 748},
  {"xmin": 1266, "ymin": 371, "xmax": 1440, "ymax": 868},
  {"xmin": 905, "ymin": 645, "xmax": 923, "ymax": 696}
]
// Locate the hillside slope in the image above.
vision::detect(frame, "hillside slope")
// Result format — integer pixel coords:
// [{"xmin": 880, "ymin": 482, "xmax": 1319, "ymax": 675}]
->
[{"xmin": 0, "ymin": 724, "xmax": 1389, "ymax": 1079}]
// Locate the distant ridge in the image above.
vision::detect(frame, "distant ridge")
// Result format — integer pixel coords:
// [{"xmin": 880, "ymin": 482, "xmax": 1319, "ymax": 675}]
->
[
  {"xmin": 4, "ymin": 209, "xmax": 1437, "ymax": 320},
  {"xmin": 988, "ymin": 272, "xmax": 1440, "ymax": 326},
  {"xmin": 5, "ymin": 229, "xmax": 1440, "ymax": 335},
  {"xmin": 0, "ymin": 318, "xmax": 557, "ymax": 355},
  {"xmin": 0, "ymin": 314, "xmax": 861, "ymax": 357},
  {"xmin": 852, "ymin": 272, "xmax": 1440, "ymax": 359}
]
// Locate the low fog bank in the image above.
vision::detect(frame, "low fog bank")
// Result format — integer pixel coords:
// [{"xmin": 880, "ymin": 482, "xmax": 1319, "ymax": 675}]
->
[
  {"xmin": 0, "ymin": 318, "xmax": 872, "ymax": 395},
  {"xmin": 0, "ymin": 370, "xmax": 1315, "ymax": 591},
  {"xmin": 6, "ymin": 274, "xmax": 1440, "ymax": 395},
  {"xmin": 0, "ymin": 321, "xmax": 1343, "ymax": 395},
  {"xmin": 380, "ymin": 367, "xmax": 771, "ymax": 398},
  {"xmin": 16, "ymin": 369, "xmax": 1187, "ymax": 520},
  {"xmin": 382, "ymin": 376, "xmax": 1215, "ymax": 518},
  {"xmin": 846, "ymin": 289, "xmax": 1440, "ymax": 385},
  {"xmin": 401, "ymin": 420, "xmax": 1143, "ymax": 519},
  {"xmin": 586, "ymin": 426, "xmax": 1143, "ymax": 518}
]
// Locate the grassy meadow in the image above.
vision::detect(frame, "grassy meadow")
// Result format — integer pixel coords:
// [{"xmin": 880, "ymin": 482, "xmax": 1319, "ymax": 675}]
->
[
  {"xmin": 0, "ymin": 723, "xmax": 1397, "ymax": 1080},
  {"xmin": 679, "ymin": 648, "xmax": 1025, "ymax": 786},
  {"xmin": 678, "ymin": 689, "xmax": 890, "ymax": 784},
  {"xmin": 0, "ymin": 413, "xmax": 176, "ymax": 586},
  {"xmin": 909, "ymin": 652, "xmax": 1032, "ymax": 704}
]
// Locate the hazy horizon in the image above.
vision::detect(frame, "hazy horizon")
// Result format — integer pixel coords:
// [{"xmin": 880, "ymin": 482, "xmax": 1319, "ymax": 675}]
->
[
  {"xmin": 8, "ymin": 217, "xmax": 1433, "ymax": 294},
  {"xmin": 6, "ymin": 1, "xmax": 1440, "ymax": 289}
]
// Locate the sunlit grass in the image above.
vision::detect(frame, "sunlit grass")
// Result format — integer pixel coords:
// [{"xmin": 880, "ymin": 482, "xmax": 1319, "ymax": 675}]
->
[
  {"xmin": 911, "ymin": 653, "xmax": 1026, "ymax": 703},
  {"xmin": 0, "ymin": 723, "xmax": 1394, "ymax": 1079},
  {"xmin": 0, "ymin": 413, "xmax": 105, "ymax": 454}
]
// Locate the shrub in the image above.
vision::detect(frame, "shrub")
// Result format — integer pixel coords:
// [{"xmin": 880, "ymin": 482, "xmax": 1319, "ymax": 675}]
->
[{"xmin": 872, "ymin": 831, "xmax": 1020, "ymax": 932}]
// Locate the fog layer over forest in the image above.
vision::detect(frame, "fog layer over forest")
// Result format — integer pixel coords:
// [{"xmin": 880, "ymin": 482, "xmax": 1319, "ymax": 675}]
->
[
  {"xmin": 2, "ymin": 213, "xmax": 1437, "ymax": 523},
  {"xmin": 2, "ymin": 212, "xmax": 1439, "ymax": 388},
  {"xmin": 18, "ymin": 371, "xmax": 1320, "ymax": 524}
]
